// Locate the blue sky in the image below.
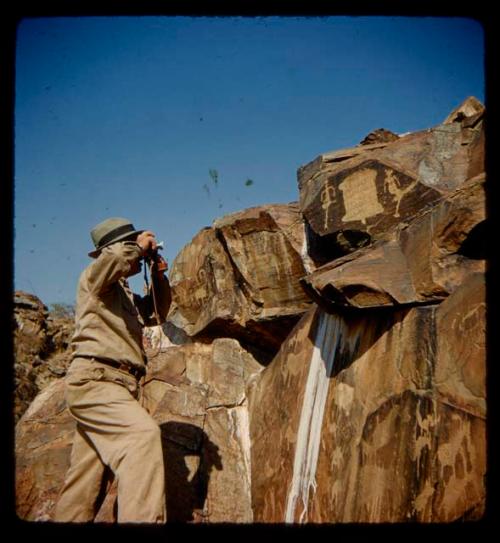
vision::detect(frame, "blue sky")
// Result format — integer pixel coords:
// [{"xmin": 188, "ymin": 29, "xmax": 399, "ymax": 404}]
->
[{"xmin": 14, "ymin": 16, "xmax": 485, "ymax": 305}]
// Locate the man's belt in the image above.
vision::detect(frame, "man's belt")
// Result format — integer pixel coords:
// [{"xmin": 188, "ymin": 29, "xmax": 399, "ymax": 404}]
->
[{"xmin": 79, "ymin": 356, "xmax": 146, "ymax": 379}]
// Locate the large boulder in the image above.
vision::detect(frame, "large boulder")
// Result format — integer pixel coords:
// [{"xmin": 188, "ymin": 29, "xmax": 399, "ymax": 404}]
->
[
  {"xmin": 15, "ymin": 338, "xmax": 263, "ymax": 523},
  {"xmin": 298, "ymin": 97, "xmax": 485, "ymax": 263},
  {"xmin": 301, "ymin": 174, "xmax": 486, "ymax": 309},
  {"xmin": 248, "ymin": 272, "xmax": 486, "ymax": 522},
  {"xmin": 168, "ymin": 203, "xmax": 314, "ymax": 358}
]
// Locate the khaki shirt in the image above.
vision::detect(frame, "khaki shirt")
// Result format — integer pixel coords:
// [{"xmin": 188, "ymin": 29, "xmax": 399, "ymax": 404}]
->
[{"xmin": 71, "ymin": 241, "xmax": 171, "ymax": 370}]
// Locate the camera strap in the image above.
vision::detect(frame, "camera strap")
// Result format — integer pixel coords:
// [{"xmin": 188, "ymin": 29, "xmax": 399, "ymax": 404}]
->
[
  {"xmin": 143, "ymin": 257, "xmax": 162, "ymax": 358},
  {"xmin": 149, "ymin": 259, "xmax": 162, "ymax": 328}
]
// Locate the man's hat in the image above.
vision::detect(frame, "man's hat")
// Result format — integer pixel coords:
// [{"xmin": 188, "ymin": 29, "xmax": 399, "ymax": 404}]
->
[{"xmin": 88, "ymin": 217, "xmax": 143, "ymax": 258}]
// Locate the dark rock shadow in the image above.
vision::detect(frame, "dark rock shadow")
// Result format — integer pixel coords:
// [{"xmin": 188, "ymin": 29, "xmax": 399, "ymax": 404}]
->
[{"xmin": 159, "ymin": 421, "xmax": 222, "ymax": 523}]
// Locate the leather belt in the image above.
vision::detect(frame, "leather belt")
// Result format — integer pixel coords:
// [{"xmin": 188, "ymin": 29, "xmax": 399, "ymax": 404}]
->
[{"xmin": 79, "ymin": 356, "xmax": 146, "ymax": 380}]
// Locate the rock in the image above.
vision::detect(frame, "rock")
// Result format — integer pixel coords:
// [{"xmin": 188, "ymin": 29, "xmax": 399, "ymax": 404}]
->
[
  {"xmin": 34, "ymin": 317, "xmax": 74, "ymax": 391},
  {"xmin": 15, "ymin": 338, "xmax": 263, "ymax": 523},
  {"xmin": 143, "ymin": 338, "xmax": 262, "ymax": 522},
  {"xmin": 14, "ymin": 292, "xmax": 50, "ymax": 422},
  {"xmin": 442, "ymin": 96, "xmax": 485, "ymax": 124},
  {"xmin": 168, "ymin": 203, "xmax": 314, "ymax": 357},
  {"xmin": 248, "ymin": 272, "xmax": 485, "ymax": 522},
  {"xmin": 13, "ymin": 291, "xmax": 75, "ymax": 422},
  {"xmin": 14, "ymin": 366, "xmax": 40, "ymax": 430},
  {"xmin": 14, "ymin": 291, "xmax": 49, "ymax": 364},
  {"xmin": 142, "ymin": 320, "xmax": 193, "ymax": 354},
  {"xmin": 434, "ymin": 272, "xmax": 486, "ymax": 419},
  {"xmin": 301, "ymin": 174, "xmax": 486, "ymax": 308},
  {"xmin": 15, "ymin": 380, "xmax": 76, "ymax": 521},
  {"xmin": 360, "ymin": 128, "xmax": 400, "ymax": 145},
  {"xmin": 298, "ymin": 99, "xmax": 485, "ymax": 258}
]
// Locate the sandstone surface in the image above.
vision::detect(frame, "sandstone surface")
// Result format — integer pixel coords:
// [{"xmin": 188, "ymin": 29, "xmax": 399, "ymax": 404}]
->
[
  {"xmin": 168, "ymin": 203, "xmax": 314, "ymax": 357},
  {"xmin": 301, "ymin": 174, "xmax": 486, "ymax": 308},
  {"xmin": 15, "ymin": 338, "xmax": 263, "ymax": 523},
  {"xmin": 248, "ymin": 273, "xmax": 486, "ymax": 522},
  {"xmin": 14, "ymin": 292, "xmax": 74, "ymax": 422},
  {"xmin": 298, "ymin": 97, "xmax": 485, "ymax": 260},
  {"xmin": 359, "ymin": 128, "xmax": 400, "ymax": 146}
]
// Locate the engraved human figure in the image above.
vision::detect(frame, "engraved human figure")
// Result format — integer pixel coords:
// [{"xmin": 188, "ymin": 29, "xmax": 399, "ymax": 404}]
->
[
  {"xmin": 383, "ymin": 169, "xmax": 417, "ymax": 218},
  {"xmin": 320, "ymin": 184, "xmax": 337, "ymax": 230}
]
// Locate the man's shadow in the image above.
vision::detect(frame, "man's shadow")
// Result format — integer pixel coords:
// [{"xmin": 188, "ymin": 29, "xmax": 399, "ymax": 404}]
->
[{"xmin": 159, "ymin": 421, "xmax": 223, "ymax": 523}]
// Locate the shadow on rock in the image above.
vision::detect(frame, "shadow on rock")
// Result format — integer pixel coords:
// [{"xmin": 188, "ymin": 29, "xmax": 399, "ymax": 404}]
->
[{"xmin": 160, "ymin": 421, "xmax": 222, "ymax": 523}]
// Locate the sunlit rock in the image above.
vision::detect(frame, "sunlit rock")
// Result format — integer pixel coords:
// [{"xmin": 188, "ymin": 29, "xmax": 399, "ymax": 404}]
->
[
  {"xmin": 168, "ymin": 203, "xmax": 314, "ymax": 356},
  {"xmin": 298, "ymin": 97, "xmax": 485, "ymax": 261},
  {"xmin": 301, "ymin": 174, "xmax": 486, "ymax": 308},
  {"xmin": 248, "ymin": 272, "xmax": 486, "ymax": 522},
  {"xmin": 15, "ymin": 338, "xmax": 262, "ymax": 523},
  {"xmin": 14, "ymin": 291, "xmax": 74, "ymax": 422}
]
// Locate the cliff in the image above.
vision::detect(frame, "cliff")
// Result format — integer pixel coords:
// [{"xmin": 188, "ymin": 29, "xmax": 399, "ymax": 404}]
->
[{"xmin": 15, "ymin": 97, "xmax": 486, "ymax": 523}]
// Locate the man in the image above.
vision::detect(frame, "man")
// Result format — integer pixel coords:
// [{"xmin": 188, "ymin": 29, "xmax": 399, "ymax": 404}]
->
[{"xmin": 54, "ymin": 217, "xmax": 171, "ymax": 523}]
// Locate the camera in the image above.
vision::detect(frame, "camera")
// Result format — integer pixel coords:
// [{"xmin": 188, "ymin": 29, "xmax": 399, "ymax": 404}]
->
[{"xmin": 145, "ymin": 241, "xmax": 168, "ymax": 271}]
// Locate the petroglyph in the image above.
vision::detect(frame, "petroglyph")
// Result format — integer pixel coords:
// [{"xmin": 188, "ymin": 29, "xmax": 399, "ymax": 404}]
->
[
  {"xmin": 320, "ymin": 184, "xmax": 337, "ymax": 230},
  {"xmin": 339, "ymin": 169, "xmax": 384, "ymax": 225},
  {"xmin": 194, "ymin": 268, "xmax": 209, "ymax": 306},
  {"xmin": 383, "ymin": 168, "xmax": 418, "ymax": 218}
]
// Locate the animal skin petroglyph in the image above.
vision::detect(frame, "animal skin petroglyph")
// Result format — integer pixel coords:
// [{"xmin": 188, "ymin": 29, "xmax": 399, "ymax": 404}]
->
[{"xmin": 339, "ymin": 169, "xmax": 384, "ymax": 225}]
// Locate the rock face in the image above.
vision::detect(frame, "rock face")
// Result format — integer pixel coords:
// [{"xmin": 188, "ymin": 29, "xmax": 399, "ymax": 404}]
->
[
  {"xmin": 359, "ymin": 128, "xmax": 400, "ymax": 146},
  {"xmin": 15, "ymin": 337, "xmax": 263, "ymax": 522},
  {"xmin": 248, "ymin": 272, "xmax": 486, "ymax": 522},
  {"xmin": 168, "ymin": 203, "xmax": 314, "ymax": 358},
  {"xmin": 15, "ymin": 97, "xmax": 487, "ymax": 524},
  {"xmin": 301, "ymin": 174, "xmax": 486, "ymax": 309},
  {"xmin": 143, "ymin": 338, "xmax": 262, "ymax": 523},
  {"xmin": 298, "ymin": 100, "xmax": 484, "ymax": 261},
  {"xmin": 15, "ymin": 380, "xmax": 75, "ymax": 521},
  {"xmin": 442, "ymin": 95, "xmax": 485, "ymax": 124},
  {"xmin": 14, "ymin": 292, "xmax": 74, "ymax": 422}
]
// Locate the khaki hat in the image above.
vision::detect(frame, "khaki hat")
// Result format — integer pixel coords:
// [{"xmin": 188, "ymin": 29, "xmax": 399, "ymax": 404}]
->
[{"xmin": 88, "ymin": 217, "xmax": 143, "ymax": 258}]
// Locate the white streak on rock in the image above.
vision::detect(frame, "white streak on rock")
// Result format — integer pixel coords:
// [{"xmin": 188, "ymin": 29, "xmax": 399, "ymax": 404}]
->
[
  {"xmin": 285, "ymin": 311, "xmax": 353, "ymax": 523},
  {"xmin": 300, "ymin": 222, "xmax": 315, "ymax": 274},
  {"xmin": 233, "ymin": 405, "xmax": 253, "ymax": 506}
]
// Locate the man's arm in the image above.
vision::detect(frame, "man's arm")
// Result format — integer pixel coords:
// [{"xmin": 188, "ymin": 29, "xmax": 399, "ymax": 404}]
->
[
  {"xmin": 87, "ymin": 242, "xmax": 142, "ymax": 295},
  {"xmin": 146, "ymin": 264, "xmax": 172, "ymax": 324},
  {"xmin": 134, "ymin": 231, "xmax": 172, "ymax": 325}
]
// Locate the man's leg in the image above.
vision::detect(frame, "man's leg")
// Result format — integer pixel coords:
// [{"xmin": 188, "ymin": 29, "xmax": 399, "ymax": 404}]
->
[
  {"xmin": 53, "ymin": 426, "xmax": 107, "ymax": 522},
  {"xmin": 65, "ymin": 378, "xmax": 166, "ymax": 523}
]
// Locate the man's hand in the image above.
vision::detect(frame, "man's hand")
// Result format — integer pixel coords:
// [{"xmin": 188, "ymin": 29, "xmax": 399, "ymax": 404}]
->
[{"xmin": 136, "ymin": 231, "xmax": 158, "ymax": 257}]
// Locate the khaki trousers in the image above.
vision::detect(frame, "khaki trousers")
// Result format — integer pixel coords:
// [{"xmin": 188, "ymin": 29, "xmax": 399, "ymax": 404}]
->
[{"xmin": 53, "ymin": 358, "xmax": 166, "ymax": 523}]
